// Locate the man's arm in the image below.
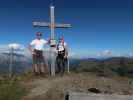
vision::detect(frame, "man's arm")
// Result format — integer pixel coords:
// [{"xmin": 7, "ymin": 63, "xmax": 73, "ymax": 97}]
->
[
  {"xmin": 43, "ymin": 39, "xmax": 50, "ymax": 45},
  {"xmin": 28, "ymin": 40, "xmax": 35, "ymax": 54}
]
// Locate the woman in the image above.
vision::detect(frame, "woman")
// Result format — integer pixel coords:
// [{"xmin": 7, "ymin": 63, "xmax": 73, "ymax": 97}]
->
[{"xmin": 56, "ymin": 35, "xmax": 68, "ymax": 76}]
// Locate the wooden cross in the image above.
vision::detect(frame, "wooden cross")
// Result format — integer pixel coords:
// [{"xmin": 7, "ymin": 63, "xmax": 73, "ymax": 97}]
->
[
  {"xmin": 32, "ymin": 6, "xmax": 72, "ymax": 47},
  {"xmin": 32, "ymin": 2, "xmax": 72, "ymax": 76}
]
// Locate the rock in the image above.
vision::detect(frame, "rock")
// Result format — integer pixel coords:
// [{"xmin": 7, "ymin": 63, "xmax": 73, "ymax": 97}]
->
[{"xmin": 87, "ymin": 88, "xmax": 101, "ymax": 94}]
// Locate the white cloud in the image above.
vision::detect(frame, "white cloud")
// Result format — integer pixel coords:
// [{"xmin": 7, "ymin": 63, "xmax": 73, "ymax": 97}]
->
[
  {"xmin": 122, "ymin": 52, "xmax": 133, "ymax": 58},
  {"xmin": 0, "ymin": 43, "xmax": 25, "ymax": 54},
  {"xmin": 68, "ymin": 52, "xmax": 76, "ymax": 57},
  {"xmin": 8, "ymin": 43, "xmax": 23, "ymax": 50},
  {"xmin": 97, "ymin": 50, "xmax": 113, "ymax": 57},
  {"xmin": 0, "ymin": 45, "xmax": 9, "ymax": 52},
  {"xmin": 128, "ymin": 52, "xmax": 133, "ymax": 57}
]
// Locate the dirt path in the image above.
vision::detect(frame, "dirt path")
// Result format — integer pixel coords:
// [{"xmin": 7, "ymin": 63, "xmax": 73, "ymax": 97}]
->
[{"xmin": 23, "ymin": 73, "xmax": 133, "ymax": 100}]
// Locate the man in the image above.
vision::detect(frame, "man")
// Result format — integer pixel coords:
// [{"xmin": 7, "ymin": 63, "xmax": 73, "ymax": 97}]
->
[
  {"xmin": 56, "ymin": 35, "xmax": 68, "ymax": 76},
  {"xmin": 29, "ymin": 32, "xmax": 49, "ymax": 76}
]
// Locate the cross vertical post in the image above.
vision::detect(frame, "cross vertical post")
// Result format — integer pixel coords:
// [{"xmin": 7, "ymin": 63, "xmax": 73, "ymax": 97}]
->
[
  {"xmin": 50, "ymin": 5, "xmax": 56, "ymax": 76},
  {"xmin": 50, "ymin": 6, "xmax": 55, "ymax": 47}
]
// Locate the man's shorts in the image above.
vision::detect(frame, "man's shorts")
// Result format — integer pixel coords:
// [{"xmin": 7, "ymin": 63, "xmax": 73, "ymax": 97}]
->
[{"xmin": 32, "ymin": 49, "xmax": 44, "ymax": 64}]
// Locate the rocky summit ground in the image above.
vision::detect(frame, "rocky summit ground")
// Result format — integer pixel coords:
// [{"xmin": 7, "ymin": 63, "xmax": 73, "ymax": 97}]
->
[{"xmin": 22, "ymin": 72, "xmax": 133, "ymax": 100}]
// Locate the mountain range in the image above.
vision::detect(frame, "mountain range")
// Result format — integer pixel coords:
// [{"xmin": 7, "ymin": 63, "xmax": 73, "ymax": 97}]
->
[{"xmin": 0, "ymin": 51, "xmax": 133, "ymax": 77}]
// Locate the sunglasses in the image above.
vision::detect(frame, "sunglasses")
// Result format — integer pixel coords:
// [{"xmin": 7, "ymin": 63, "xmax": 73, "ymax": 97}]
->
[{"xmin": 37, "ymin": 34, "xmax": 42, "ymax": 36}]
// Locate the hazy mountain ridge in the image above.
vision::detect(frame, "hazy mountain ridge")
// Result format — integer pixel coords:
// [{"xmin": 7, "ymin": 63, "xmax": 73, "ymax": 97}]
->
[
  {"xmin": 0, "ymin": 52, "xmax": 133, "ymax": 76},
  {"xmin": 71, "ymin": 57, "xmax": 133, "ymax": 77},
  {"xmin": 0, "ymin": 53, "xmax": 32, "ymax": 74}
]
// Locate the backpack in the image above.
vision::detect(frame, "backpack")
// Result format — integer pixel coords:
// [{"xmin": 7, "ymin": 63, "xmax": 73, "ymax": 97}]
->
[
  {"xmin": 57, "ymin": 42, "xmax": 65, "ymax": 51},
  {"xmin": 57, "ymin": 42, "xmax": 66, "ymax": 56}
]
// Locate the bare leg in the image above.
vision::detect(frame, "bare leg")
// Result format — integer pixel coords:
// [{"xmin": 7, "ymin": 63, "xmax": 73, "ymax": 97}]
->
[
  {"xmin": 32, "ymin": 54, "xmax": 39, "ymax": 75},
  {"xmin": 40, "ymin": 63, "xmax": 45, "ymax": 73},
  {"xmin": 33, "ymin": 64, "xmax": 39, "ymax": 75},
  {"xmin": 35, "ymin": 64, "xmax": 39, "ymax": 73},
  {"xmin": 37, "ymin": 64, "xmax": 41, "ymax": 75}
]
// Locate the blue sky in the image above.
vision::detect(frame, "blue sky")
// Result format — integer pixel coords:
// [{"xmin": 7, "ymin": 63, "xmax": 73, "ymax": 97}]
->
[{"xmin": 0, "ymin": 0, "xmax": 133, "ymax": 57}]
